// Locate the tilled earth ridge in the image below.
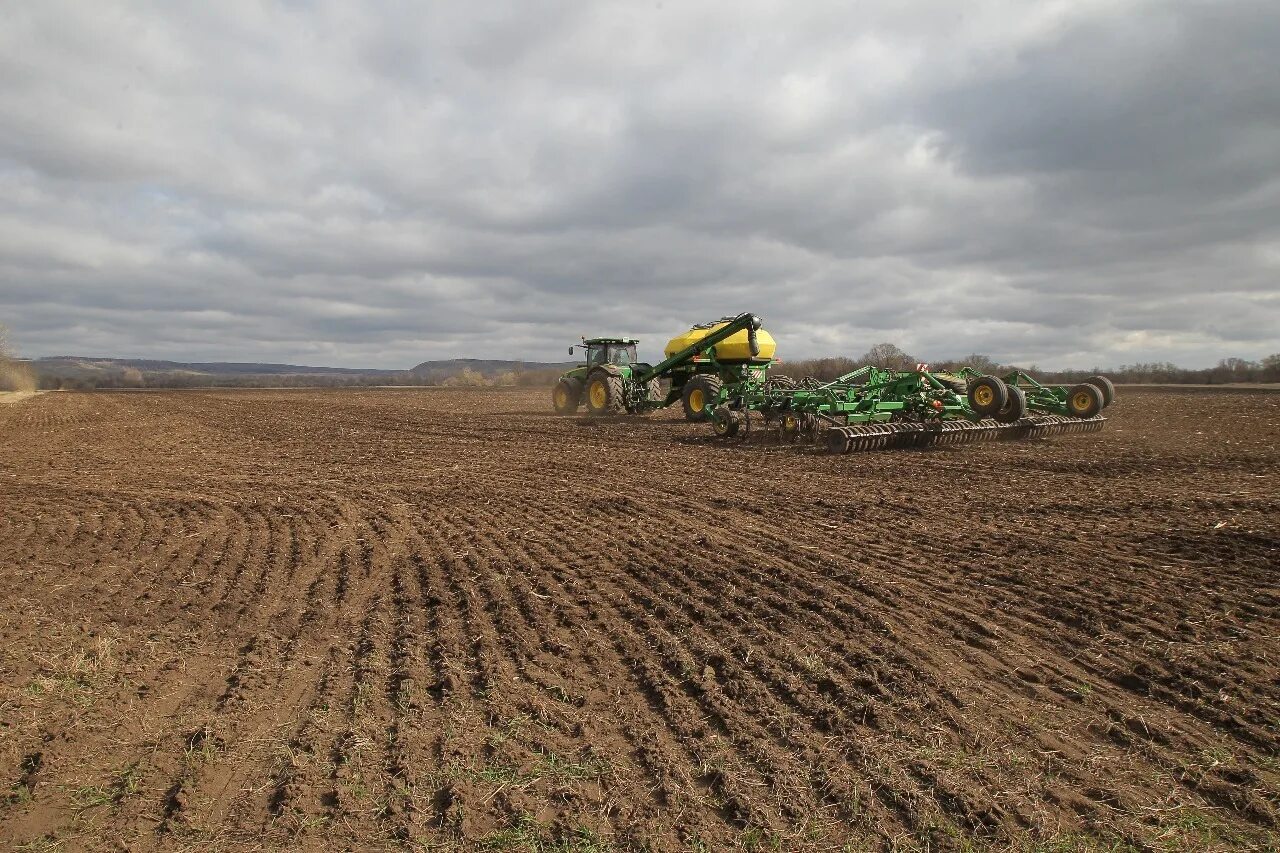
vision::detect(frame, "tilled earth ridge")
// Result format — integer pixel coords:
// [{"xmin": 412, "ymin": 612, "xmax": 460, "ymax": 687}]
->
[{"xmin": 0, "ymin": 386, "xmax": 1276, "ymax": 852}]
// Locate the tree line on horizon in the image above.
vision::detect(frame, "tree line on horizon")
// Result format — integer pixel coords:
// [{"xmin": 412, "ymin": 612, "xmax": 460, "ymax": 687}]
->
[
  {"xmin": 10, "ymin": 343, "xmax": 1278, "ymax": 392},
  {"xmin": 782, "ymin": 343, "xmax": 1280, "ymax": 385}
]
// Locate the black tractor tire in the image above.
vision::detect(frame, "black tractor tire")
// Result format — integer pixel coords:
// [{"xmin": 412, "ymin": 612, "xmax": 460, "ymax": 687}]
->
[
  {"xmin": 552, "ymin": 377, "xmax": 583, "ymax": 414},
  {"xmin": 1066, "ymin": 383, "xmax": 1104, "ymax": 419},
  {"xmin": 936, "ymin": 373, "xmax": 968, "ymax": 395},
  {"xmin": 584, "ymin": 369, "xmax": 626, "ymax": 416},
  {"xmin": 645, "ymin": 378, "xmax": 663, "ymax": 403},
  {"xmin": 681, "ymin": 375, "xmax": 723, "ymax": 422},
  {"xmin": 1086, "ymin": 375, "xmax": 1116, "ymax": 407},
  {"xmin": 994, "ymin": 386, "xmax": 1027, "ymax": 424},
  {"xmin": 710, "ymin": 406, "xmax": 741, "ymax": 437},
  {"xmin": 967, "ymin": 376, "xmax": 1009, "ymax": 417}
]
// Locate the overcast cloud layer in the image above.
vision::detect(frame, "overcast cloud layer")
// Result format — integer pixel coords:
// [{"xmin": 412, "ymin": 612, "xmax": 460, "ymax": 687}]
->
[{"xmin": 1, "ymin": 0, "xmax": 1278, "ymax": 369}]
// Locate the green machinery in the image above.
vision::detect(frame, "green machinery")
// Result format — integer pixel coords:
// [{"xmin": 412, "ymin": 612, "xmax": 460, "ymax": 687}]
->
[
  {"xmin": 703, "ymin": 361, "xmax": 1116, "ymax": 453},
  {"xmin": 552, "ymin": 313, "xmax": 769, "ymax": 417},
  {"xmin": 552, "ymin": 310, "xmax": 1115, "ymax": 453}
]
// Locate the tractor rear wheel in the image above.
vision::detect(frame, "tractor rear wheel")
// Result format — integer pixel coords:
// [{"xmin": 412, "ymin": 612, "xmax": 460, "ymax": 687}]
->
[
  {"xmin": 967, "ymin": 376, "xmax": 1008, "ymax": 417},
  {"xmin": 1086, "ymin": 375, "xmax": 1116, "ymax": 407},
  {"xmin": 681, "ymin": 375, "xmax": 722, "ymax": 422},
  {"xmin": 645, "ymin": 378, "xmax": 663, "ymax": 403},
  {"xmin": 1066, "ymin": 383, "xmax": 1103, "ymax": 419},
  {"xmin": 584, "ymin": 370, "xmax": 626, "ymax": 415},
  {"xmin": 552, "ymin": 377, "xmax": 583, "ymax": 414},
  {"xmin": 994, "ymin": 386, "xmax": 1027, "ymax": 424}
]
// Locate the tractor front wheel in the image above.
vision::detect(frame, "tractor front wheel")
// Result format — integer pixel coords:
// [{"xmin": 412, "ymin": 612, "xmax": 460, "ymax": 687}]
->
[
  {"xmin": 681, "ymin": 375, "xmax": 723, "ymax": 422},
  {"xmin": 967, "ymin": 376, "xmax": 1009, "ymax": 417},
  {"xmin": 552, "ymin": 377, "xmax": 583, "ymax": 414},
  {"xmin": 584, "ymin": 370, "xmax": 627, "ymax": 415},
  {"xmin": 1066, "ymin": 383, "xmax": 1104, "ymax": 419}
]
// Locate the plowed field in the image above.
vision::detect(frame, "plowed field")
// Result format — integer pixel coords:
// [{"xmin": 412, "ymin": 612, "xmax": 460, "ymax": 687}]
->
[{"xmin": 1, "ymin": 387, "xmax": 1277, "ymax": 852}]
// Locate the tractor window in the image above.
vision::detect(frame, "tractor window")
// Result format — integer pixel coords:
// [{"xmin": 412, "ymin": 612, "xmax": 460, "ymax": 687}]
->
[
  {"xmin": 609, "ymin": 344, "xmax": 637, "ymax": 365},
  {"xmin": 586, "ymin": 345, "xmax": 607, "ymax": 365}
]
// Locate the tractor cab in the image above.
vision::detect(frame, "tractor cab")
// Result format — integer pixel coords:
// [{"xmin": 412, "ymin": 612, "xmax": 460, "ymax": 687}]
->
[{"xmin": 579, "ymin": 338, "xmax": 639, "ymax": 367}]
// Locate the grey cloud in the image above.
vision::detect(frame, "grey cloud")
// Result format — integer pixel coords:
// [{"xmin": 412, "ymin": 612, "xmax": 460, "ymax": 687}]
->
[{"xmin": 0, "ymin": 0, "xmax": 1277, "ymax": 370}]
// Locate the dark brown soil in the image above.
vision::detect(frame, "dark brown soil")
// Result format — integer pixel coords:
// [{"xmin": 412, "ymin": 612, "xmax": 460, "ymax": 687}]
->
[{"xmin": 0, "ymin": 387, "xmax": 1276, "ymax": 851}]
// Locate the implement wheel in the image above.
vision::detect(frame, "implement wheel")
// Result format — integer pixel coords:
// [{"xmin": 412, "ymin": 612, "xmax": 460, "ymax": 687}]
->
[
  {"xmin": 1086, "ymin": 375, "xmax": 1116, "ymax": 407},
  {"xmin": 967, "ymin": 376, "xmax": 1009, "ymax": 417},
  {"xmin": 681, "ymin": 375, "xmax": 722, "ymax": 422},
  {"xmin": 585, "ymin": 370, "xmax": 626, "ymax": 415},
  {"xmin": 777, "ymin": 412, "xmax": 801, "ymax": 443},
  {"xmin": 1066, "ymin": 383, "xmax": 1103, "ymax": 419},
  {"xmin": 552, "ymin": 377, "xmax": 583, "ymax": 414},
  {"xmin": 711, "ymin": 406, "xmax": 741, "ymax": 437},
  {"xmin": 994, "ymin": 385, "xmax": 1027, "ymax": 424}
]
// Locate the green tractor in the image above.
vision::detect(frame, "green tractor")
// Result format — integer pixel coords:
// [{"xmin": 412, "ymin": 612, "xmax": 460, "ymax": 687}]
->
[
  {"xmin": 552, "ymin": 314, "xmax": 768, "ymax": 417},
  {"xmin": 552, "ymin": 337, "xmax": 662, "ymax": 415}
]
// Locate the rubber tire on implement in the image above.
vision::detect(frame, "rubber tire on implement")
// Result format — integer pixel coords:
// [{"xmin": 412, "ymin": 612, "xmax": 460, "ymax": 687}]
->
[
  {"xmin": 552, "ymin": 377, "xmax": 583, "ymax": 414},
  {"xmin": 681, "ymin": 375, "xmax": 722, "ymax": 422},
  {"xmin": 967, "ymin": 376, "xmax": 1009, "ymax": 417},
  {"xmin": 584, "ymin": 369, "xmax": 626, "ymax": 416},
  {"xmin": 1086, "ymin": 375, "xmax": 1116, "ymax": 407},
  {"xmin": 776, "ymin": 413, "xmax": 803, "ymax": 443},
  {"xmin": 1065, "ymin": 383, "xmax": 1104, "ymax": 419},
  {"xmin": 711, "ymin": 406, "xmax": 741, "ymax": 437},
  {"xmin": 994, "ymin": 385, "xmax": 1027, "ymax": 424}
]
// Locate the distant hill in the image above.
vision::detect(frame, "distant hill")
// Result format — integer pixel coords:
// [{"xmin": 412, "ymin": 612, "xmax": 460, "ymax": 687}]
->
[
  {"xmin": 409, "ymin": 358, "xmax": 573, "ymax": 378},
  {"xmin": 25, "ymin": 356, "xmax": 575, "ymax": 389},
  {"xmin": 35, "ymin": 357, "xmax": 405, "ymax": 377}
]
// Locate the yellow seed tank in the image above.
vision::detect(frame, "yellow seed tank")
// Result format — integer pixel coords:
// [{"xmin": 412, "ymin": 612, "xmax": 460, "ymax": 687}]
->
[{"xmin": 664, "ymin": 319, "xmax": 776, "ymax": 362}]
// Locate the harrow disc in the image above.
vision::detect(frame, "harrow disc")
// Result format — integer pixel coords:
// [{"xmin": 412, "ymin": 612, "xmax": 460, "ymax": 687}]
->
[
  {"xmin": 822, "ymin": 416, "xmax": 1106, "ymax": 454},
  {"xmin": 825, "ymin": 427, "xmax": 851, "ymax": 454}
]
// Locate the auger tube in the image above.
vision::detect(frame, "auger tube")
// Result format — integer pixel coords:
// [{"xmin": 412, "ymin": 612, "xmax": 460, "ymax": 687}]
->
[{"xmin": 635, "ymin": 313, "xmax": 762, "ymax": 384}]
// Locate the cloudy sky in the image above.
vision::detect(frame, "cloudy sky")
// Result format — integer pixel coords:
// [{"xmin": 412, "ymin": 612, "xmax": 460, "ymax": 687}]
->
[{"xmin": 1, "ymin": 1, "xmax": 1277, "ymax": 369}]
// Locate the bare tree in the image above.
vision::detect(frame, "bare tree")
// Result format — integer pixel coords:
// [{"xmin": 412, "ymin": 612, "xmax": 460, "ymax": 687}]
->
[
  {"xmin": 954, "ymin": 353, "xmax": 1003, "ymax": 374},
  {"xmin": 859, "ymin": 342, "xmax": 917, "ymax": 370}
]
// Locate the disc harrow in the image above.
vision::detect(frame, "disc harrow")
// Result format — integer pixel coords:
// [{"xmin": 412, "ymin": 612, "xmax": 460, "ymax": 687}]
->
[
  {"xmin": 704, "ymin": 361, "xmax": 1115, "ymax": 455},
  {"xmin": 823, "ymin": 415, "xmax": 1106, "ymax": 454}
]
